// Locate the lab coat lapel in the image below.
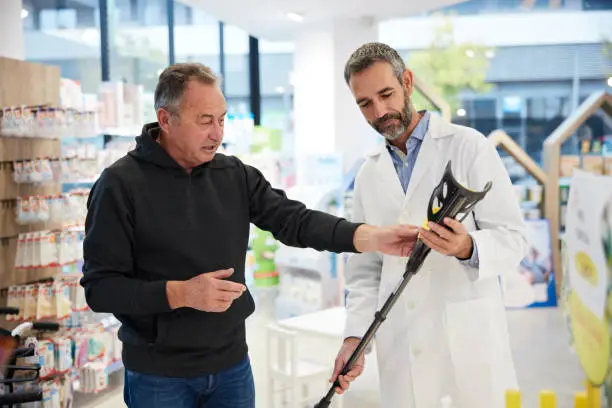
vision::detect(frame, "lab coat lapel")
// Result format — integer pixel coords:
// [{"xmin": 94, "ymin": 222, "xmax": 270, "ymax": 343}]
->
[
  {"xmin": 402, "ymin": 114, "xmax": 453, "ymax": 208},
  {"xmin": 374, "ymin": 143, "xmax": 405, "ymax": 210},
  {"xmin": 403, "ymin": 129, "xmax": 437, "ymax": 208}
]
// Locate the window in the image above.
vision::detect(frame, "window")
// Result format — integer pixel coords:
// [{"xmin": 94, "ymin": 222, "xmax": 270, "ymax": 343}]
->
[
  {"xmin": 173, "ymin": 5, "xmax": 220, "ymax": 74},
  {"xmin": 23, "ymin": 0, "xmax": 102, "ymax": 93},
  {"xmin": 430, "ymin": 0, "xmax": 568, "ymax": 15},
  {"xmin": 525, "ymin": 96, "xmax": 570, "ymax": 159},
  {"xmin": 109, "ymin": 0, "xmax": 170, "ymax": 94},
  {"xmin": 223, "ymin": 24, "xmax": 250, "ymax": 115},
  {"xmin": 583, "ymin": 0, "xmax": 612, "ymax": 10},
  {"xmin": 260, "ymin": 42, "xmax": 294, "ymax": 130},
  {"xmin": 473, "ymin": 98, "xmax": 497, "ymax": 135}
]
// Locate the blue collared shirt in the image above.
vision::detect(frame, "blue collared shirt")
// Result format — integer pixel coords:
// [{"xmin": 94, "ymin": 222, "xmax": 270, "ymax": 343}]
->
[{"xmin": 386, "ymin": 111, "xmax": 479, "ymax": 269}]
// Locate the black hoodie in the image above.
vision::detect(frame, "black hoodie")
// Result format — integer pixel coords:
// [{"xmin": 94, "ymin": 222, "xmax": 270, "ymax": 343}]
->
[{"xmin": 80, "ymin": 123, "xmax": 361, "ymax": 377}]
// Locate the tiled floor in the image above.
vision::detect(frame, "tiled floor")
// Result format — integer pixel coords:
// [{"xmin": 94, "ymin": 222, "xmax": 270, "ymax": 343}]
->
[{"xmin": 81, "ymin": 290, "xmax": 586, "ymax": 408}]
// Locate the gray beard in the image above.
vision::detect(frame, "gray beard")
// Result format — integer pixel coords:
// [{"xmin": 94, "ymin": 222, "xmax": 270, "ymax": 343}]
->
[
  {"xmin": 373, "ymin": 94, "xmax": 413, "ymax": 141},
  {"xmin": 382, "ymin": 124, "xmax": 406, "ymax": 141}
]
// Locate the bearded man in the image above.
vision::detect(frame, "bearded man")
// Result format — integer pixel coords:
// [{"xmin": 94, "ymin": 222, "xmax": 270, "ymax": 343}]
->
[{"xmin": 329, "ymin": 42, "xmax": 527, "ymax": 408}]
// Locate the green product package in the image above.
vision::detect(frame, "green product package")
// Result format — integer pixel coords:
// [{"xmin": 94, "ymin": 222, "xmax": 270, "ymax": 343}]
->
[{"xmin": 251, "ymin": 228, "xmax": 279, "ymax": 287}]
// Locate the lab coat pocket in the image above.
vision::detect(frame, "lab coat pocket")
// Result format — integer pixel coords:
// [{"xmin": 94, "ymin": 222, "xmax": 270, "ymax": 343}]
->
[
  {"xmin": 444, "ymin": 297, "xmax": 503, "ymax": 408},
  {"xmin": 444, "ymin": 297, "xmax": 494, "ymax": 367}
]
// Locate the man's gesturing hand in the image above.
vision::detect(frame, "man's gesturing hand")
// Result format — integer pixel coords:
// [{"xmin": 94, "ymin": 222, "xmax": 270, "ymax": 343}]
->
[
  {"xmin": 354, "ymin": 224, "xmax": 419, "ymax": 256},
  {"xmin": 330, "ymin": 337, "xmax": 364, "ymax": 395},
  {"xmin": 166, "ymin": 268, "xmax": 246, "ymax": 312},
  {"xmin": 419, "ymin": 217, "xmax": 473, "ymax": 260}
]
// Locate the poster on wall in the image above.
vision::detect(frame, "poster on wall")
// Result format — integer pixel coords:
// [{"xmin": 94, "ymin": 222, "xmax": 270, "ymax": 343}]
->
[
  {"xmin": 564, "ymin": 169, "xmax": 612, "ymax": 387},
  {"xmin": 503, "ymin": 219, "xmax": 557, "ymax": 309}
]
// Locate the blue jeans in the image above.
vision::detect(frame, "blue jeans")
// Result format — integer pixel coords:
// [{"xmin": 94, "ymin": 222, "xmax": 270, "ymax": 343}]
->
[{"xmin": 124, "ymin": 355, "xmax": 255, "ymax": 408}]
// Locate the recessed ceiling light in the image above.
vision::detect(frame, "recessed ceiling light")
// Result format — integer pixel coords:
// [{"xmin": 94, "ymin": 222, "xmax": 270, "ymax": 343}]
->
[
  {"xmin": 286, "ymin": 12, "xmax": 303, "ymax": 23},
  {"xmin": 608, "ymin": 76, "xmax": 612, "ymax": 87},
  {"xmin": 21, "ymin": 9, "xmax": 29, "ymax": 19}
]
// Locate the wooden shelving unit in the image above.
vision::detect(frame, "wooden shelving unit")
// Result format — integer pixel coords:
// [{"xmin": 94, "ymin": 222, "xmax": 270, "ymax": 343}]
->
[{"xmin": 0, "ymin": 57, "xmax": 63, "ymax": 290}]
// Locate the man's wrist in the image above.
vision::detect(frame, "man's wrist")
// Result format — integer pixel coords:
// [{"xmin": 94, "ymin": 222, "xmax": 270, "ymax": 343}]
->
[
  {"xmin": 456, "ymin": 235, "xmax": 474, "ymax": 260},
  {"xmin": 353, "ymin": 225, "xmax": 379, "ymax": 253},
  {"xmin": 166, "ymin": 281, "xmax": 187, "ymax": 309}
]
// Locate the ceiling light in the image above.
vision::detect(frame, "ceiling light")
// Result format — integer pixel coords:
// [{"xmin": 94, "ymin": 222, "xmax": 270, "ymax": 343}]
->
[
  {"xmin": 465, "ymin": 49, "xmax": 475, "ymax": 58},
  {"xmin": 607, "ymin": 76, "xmax": 612, "ymax": 87},
  {"xmin": 21, "ymin": 9, "xmax": 29, "ymax": 19},
  {"xmin": 286, "ymin": 12, "xmax": 303, "ymax": 23},
  {"xmin": 456, "ymin": 108, "xmax": 467, "ymax": 117},
  {"xmin": 485, "ymin": 50, "xmax": 495, "ymax": 59},
  {"xmin": 275, "ymin": 86, "xmax": 285, "ymax": 94}
]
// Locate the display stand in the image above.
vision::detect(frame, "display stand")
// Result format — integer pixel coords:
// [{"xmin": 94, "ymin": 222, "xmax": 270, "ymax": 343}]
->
[
  {"xmin": 489, "ymin": 129, "xmax": 548, "ymax": 218},
  {"xmin": 489, "ymin": 129, "xmax": 548, "ymax": 186},
  {"xmin": 487, "ymin": 130, "xmax": 558, "ymax": 308},
  {"xmin": 0, "ymin": 57, "xmax": 127, "ymax": 405},
  {"xmin": 542, "ymin": 90, "xmax": 612, "ymax": 296},
  {"xmin": 0, "ymin": 57, "xmax": 62, "ymax": 290}
]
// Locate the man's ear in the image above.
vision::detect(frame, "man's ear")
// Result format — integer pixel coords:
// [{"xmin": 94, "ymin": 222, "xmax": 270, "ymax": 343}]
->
[
  {"xmin": 402, "ymin": 69, "xmax": 414, "ymax": 96},
  {"xmin": 157, "ymin": 108, "xmax": 172, "ymax": 133}
]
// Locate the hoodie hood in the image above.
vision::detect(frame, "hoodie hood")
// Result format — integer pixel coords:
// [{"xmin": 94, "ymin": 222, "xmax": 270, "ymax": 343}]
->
[
  {"xmin": 128, "ymin": 122, "xmax": 184, "ymax": 170},
  {"xmin": 127, "ymin": 122, "xmax": 234, "ymax": 173}
]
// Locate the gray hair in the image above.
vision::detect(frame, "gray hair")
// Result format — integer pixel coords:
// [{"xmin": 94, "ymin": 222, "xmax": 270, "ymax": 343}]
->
[
  {"xmin": 154, "ymin": 62, "xmax": 220, "ymax": 115},
  {"xmin": 344, "ymin": 42, "xmax": 406, "ymax": 84}
]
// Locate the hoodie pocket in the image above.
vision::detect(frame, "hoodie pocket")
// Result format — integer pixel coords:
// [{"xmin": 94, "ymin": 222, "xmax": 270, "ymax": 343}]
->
[{"xmin": 154, "ymin": 290, "xmax": 255, "ymax": 351}]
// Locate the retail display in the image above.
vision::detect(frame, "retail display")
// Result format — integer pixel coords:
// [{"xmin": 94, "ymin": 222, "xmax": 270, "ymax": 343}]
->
[
  {"xmin": 0, "ymin": 105, "xmax": 99, "ymax": 139},
  {"xmin": 315, "ymin": 161, "xmax": 492, "ymax": 408},
  {"xmin": 0, "ymin": 313, "xmax": 64, "ymax": 407},
  {"xmin": 489, "ymin": 129, "xmax": 548, "ymax": 221},
  {"xmin": 503, "ymin": 219, "xmax": 558, "ymax": 309},
  {"xmin": 543, "ymin": 90, "xmax": 612, "ymax": 293},
  {"xmin": 0, "ymin": 57, "xmax": 129, "ymax": 406},
  {"xmin": 274, "ymin": 185, "xmax": 343, "ymax": 319},
  {"xmin": 564, "ymin": 170, "xmax": 611, "ymax": 394},
  {"xmin": 250, "ymin": 227, "xmax": 279, "ymax": 287}
]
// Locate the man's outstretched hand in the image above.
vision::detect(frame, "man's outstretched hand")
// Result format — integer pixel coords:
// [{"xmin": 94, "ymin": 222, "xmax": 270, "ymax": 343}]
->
[{"xmin": 354, "ymin": 224, "xmax": 418, "ymax": 256}]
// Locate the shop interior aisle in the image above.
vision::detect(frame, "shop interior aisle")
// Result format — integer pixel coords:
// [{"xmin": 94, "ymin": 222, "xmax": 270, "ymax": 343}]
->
[{"xmin": 80, "ymin": 292, "xmax": 584, "ymax": 408}]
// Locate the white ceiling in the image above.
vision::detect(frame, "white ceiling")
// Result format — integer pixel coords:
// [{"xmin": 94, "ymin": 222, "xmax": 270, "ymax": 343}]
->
[{"xmin": 179, "ymin": 0, "xmax": 465, "ymax": 41}]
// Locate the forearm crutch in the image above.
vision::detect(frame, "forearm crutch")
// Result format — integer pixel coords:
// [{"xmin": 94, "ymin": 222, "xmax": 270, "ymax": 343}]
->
[{"xmin": 314, "ymin": 160, "xmax": 492, "ymax": 408}]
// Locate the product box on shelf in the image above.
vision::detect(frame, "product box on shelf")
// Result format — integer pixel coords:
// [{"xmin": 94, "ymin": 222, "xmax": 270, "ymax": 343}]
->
[
  {"xmin": 250, "ymin": 227, "xmax": 279, "ymax": 287},
  {"xmin": 503, "ymin": 219, "xmax": 558, "ymax": 309}
]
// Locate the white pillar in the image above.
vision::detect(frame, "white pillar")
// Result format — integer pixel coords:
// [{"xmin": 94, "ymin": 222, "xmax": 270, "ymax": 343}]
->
[
  {"xmin": 292, "ymin": 17, "xmax": 381, "ymax": 185},
  {"xmin": 0, "ymin": 0, "xmax": 25, "ymax": 60}
]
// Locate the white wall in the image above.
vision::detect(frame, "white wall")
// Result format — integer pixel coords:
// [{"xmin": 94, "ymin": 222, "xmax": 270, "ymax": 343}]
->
[{"xmin": 292, "ymin": 17, "xmax": 381, "ymax": 183}]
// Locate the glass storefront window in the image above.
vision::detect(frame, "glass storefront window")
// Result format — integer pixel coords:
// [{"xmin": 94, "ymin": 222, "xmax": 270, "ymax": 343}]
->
[
  {"xmin": 109, "ymin": 0, "xmax": 169, "ymax": 94},
  {"xmin": 223, "ymin": 24, "xmax": 250, "ymax": 115},
  {"xmin": 173, "ymin": 3, "xmax": 220, "ymax": 74},
  {"xmin": 23, "ymin": 0, "xmax": 102, "ymax": 94}
]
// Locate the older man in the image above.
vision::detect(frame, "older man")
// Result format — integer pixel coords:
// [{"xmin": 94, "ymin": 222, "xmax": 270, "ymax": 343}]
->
[{"xmin": 80, "ymin": 62, "xmax": 418, "ymax": 408}]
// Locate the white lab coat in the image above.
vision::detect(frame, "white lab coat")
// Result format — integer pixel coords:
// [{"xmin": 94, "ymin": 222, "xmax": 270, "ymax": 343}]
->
[{"xmin": 344, "ymin": 113, "xmax": 528, "ymax": 408}]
